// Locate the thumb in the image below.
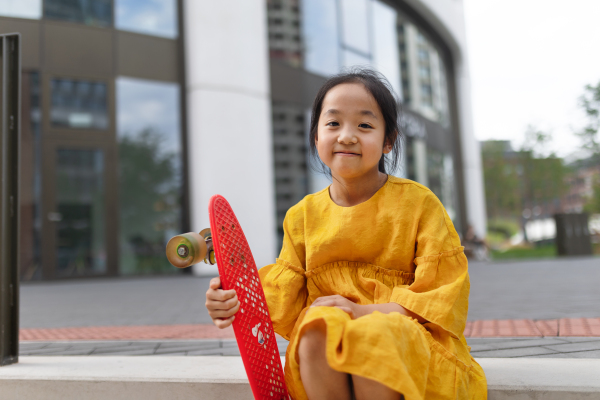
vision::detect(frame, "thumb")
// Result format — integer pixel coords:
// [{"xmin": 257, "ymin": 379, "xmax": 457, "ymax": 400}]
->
[{"xmin": 210, "ymin": 277, "xmax": 221, "ymax": 290}]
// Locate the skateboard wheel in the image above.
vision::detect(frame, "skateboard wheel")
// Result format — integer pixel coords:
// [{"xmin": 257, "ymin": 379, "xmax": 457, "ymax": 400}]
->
[{"xmin": 166, "ymin": 232, "xmax": 207, "ymax": 268}]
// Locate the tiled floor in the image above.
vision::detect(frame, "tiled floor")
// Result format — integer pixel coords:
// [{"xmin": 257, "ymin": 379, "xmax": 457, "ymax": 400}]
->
[
  {"xmin": 466, "ymin": 337, "xmax": 600, "ymax": 359},
  {"xmin": 19, "ymin": 339, "xmax": 290, "ymax": 357}
]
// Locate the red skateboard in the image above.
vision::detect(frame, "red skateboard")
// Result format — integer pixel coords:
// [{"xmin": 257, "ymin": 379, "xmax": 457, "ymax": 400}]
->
[{"xmin": 167, "ymin": 195, "xmax": 289, "ymax": 400}]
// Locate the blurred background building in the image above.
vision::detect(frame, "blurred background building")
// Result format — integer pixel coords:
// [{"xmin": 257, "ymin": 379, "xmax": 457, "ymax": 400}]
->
[{"xmin": 1, "ymin": 0, "xmax": 485, "ymax": 280}]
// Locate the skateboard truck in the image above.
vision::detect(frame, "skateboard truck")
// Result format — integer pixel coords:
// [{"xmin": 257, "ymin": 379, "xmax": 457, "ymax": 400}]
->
[{"xmin": 166, "ymin": 228, "xmax": 216, "ymax": 268}]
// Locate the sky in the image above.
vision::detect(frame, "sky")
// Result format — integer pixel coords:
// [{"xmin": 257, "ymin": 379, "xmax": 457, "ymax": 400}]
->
[{"xmin": 463, "ymin": 0, "xmax": 600, "ymax": 158}]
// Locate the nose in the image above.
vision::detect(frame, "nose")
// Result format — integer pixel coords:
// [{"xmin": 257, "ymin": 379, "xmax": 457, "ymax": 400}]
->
[{"xmin": 337, "ymin": 127, "xmax": 358, "ymax": 145}]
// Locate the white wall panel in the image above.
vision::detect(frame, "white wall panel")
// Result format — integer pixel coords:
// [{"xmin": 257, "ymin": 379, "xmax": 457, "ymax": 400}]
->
[{"xmin": 183, "ymin": 0, "xmax": 276, "ymax": 275}]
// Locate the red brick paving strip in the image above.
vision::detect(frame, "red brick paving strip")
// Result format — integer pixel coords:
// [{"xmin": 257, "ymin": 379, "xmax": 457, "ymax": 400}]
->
[
  {"xmin": 534, "ymin": 319, "xmax": 559, "ymax": 337},
  {"xmin": 20, "ymin": 318, "xmax": 600, "ymax": 341},
  {"xmin": 466, "ymin": 319, "xmax": 543, "ymax": 337},
  {"xmin": 559, "ymin": 318, "xmax": 600, "ymax": 336},
  {"xmin": 20, "ymin": 324, "xmax": 236, "ymax": 341},
  {"xmin": 463, "ymin": 321, "xmax": 473, "ymax": 337}
]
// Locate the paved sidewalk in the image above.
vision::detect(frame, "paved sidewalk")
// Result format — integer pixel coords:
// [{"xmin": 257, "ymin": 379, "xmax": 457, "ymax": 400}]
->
[
  {"xmin": 19, "ymin": 339, "xmax": 290, "ymax": 357},
  {"xmin": 21, "ymin": 256, "xmax": 600, "ymax": 329},
  {"xmin": 18, "ymin": 256, "xmax": 600, "ymax": 358},
  {"xmin": 468, "ymin": 256, "xmax": 600, "ymax": 320}
]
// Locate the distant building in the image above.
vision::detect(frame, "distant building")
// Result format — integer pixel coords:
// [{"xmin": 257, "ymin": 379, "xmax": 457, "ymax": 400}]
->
[
  {"xmin": 562, "ymin": 160, "xmax": 600, "ymax": 213},
  {"xmin": 2, "ymin": 0, "xmax": 486, "ymax": 280}
]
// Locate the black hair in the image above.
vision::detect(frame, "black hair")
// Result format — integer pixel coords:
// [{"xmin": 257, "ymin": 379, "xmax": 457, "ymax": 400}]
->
[{"xmin": 308, "ymin": 67, "xmax": 404, "ymax": 177}]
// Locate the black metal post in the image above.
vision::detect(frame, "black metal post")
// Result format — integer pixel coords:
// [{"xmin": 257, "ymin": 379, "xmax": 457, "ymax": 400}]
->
[{"xmin": 0, "ymin": 33, "xmax": 21, "ymax": 367}]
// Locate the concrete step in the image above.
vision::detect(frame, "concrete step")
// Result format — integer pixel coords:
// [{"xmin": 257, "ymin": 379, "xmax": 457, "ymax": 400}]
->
[{"xmin": 0, "ymin": 357, "xmax": 599, "ymax": 399}]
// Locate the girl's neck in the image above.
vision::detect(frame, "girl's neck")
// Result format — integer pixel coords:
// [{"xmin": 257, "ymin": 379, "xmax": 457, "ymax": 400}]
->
[{"xmin": 329, "ymin": 169, "xmax": 388, "ymax": 207}]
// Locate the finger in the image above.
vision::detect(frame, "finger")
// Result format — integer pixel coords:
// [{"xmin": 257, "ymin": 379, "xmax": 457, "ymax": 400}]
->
[
  {"xmin": 214, "ymin": 315, "xmax": 235, "ymax": 329},
  {"xmin": 209, "ymin": 277, "xmax": 221, "ymax": 290},
  {"xmin": 207, "ymin": 288, "xmax": 237, "ymax": 301},
  {"xmin": 206, "ymin": 296, "xmax": 239, "ymax": 311},
  {"xmin": 209, "ymin": 303, "xmax": 240, "ymax": 319},
  {"xmin": 311, "ymin": 295, "xmax": 341, "ymax": 305},
  {"xmin": 310, "ymin": 296, "xmax": 329, "ymax": 306},
  {"xmin": 311, "ymin": 300, "xmax": 338, "ymax": 308}
]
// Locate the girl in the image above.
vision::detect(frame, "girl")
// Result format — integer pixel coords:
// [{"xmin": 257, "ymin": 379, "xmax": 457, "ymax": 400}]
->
[{"xmin": 205, "ymin": 69, "xmax": 487, "ymax": 400}]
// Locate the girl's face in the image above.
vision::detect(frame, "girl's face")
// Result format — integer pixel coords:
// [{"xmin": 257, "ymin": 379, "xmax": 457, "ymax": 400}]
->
[{"xmin": 316, "ymin": 83, "xmax": 391, "ymax": 180}]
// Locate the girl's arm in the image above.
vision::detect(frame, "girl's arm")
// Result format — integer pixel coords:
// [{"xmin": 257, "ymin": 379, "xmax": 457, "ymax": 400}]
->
[{"xmin": 310, "ymin": 295, "xmax": 429, "ymax": 324}]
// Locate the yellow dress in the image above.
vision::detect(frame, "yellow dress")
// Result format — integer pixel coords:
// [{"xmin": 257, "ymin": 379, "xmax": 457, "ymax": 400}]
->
[{"xmin": 258, "ymin": 175, "xmax": 487, "ymax": 400}]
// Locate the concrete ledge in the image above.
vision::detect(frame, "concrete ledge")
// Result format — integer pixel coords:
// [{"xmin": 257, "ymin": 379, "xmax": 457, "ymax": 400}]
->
[
  {"xmin": 478, "ymin": 358, "xmax": 600, "ymax": 400},
  {"xmin": 0, "ymin": 357, "xmax": 599, "ymax": 399}
]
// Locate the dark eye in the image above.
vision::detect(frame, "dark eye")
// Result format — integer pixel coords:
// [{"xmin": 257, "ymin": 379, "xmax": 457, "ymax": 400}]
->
[
  {"xmin": 326, "ymin": 121, "xmax": 339, "ymax": 127},
  {"xmin": 359, "ymin": 123, "xmax": 373, "ymax": 129}
]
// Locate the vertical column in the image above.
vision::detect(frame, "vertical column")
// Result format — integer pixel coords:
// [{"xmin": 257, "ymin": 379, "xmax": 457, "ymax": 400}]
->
[
  {"xmin": 454, "ymin": 48, "xmax": 487, "ymax": 238},
  {"xmin": 0, "ymin": 34, "xmax": 21, "ymax": 367},
  {"xmin": 183, "ymin": 0, "xmax": 276, "ymax": 275},
  {"xmin": 413, "ymin": 139, "xmax": 428, "ymax": 187}
]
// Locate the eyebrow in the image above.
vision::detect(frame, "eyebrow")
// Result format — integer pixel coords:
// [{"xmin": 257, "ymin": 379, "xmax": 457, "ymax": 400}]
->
[{"xmin": 323, "ymin": 109, "xmax": 378, "ymax": 119}]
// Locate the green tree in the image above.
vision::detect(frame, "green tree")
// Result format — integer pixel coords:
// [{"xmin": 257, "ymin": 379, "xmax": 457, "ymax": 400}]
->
[
  {"xmin": 481, "ymin": 141, "xmax": 521, "ymax": 220},
  {"xmin": 118, "ymin": 128, "xmax": 181, "ymax": 274},
  {"xmin": 576, "ymin": 81, "xmax": 600, "ymax": 213},
  {"xmin": 482, "ymin": 129, "xmax": 568, "ymax": 243},
  {"xmin": 519, "ymin": 128, "xmax": 567, "ymax": 212},
  {"xmin": 576, "ymin": 82, "xmax": 600, "ymax": 160}
]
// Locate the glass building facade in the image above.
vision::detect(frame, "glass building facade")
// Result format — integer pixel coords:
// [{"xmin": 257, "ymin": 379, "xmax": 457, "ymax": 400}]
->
[
  {"xmin": 3, "ymin": 0, "xmax": 467, "ymax": 280},
  {"xmin": 2, "ymin": 0, "xmax": 185, "ymax": 280}
]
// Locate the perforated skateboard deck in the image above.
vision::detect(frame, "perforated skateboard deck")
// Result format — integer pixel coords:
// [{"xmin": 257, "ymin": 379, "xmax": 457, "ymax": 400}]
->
[{"xmin": 209, "ymin": 195, "xmax": 289, "ymax": 400}]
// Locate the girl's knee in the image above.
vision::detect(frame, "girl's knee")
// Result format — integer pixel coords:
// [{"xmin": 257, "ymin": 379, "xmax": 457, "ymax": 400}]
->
[{"xmin": 298, "ymin": 321, "xmax": 327, "ymax": 362}]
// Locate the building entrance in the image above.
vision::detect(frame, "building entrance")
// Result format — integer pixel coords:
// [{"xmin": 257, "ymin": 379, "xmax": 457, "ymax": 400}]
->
[
  {"xmin": 39, "ymin": 73, "xmax": 119, "ymax": 279},
  {"xmin": 41, "ymin": 141, "xmax": 118, "ymax": 279}
]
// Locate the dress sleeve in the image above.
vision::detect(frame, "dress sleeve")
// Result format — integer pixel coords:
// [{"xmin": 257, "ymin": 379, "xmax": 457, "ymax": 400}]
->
[
  {"xmin": 390, "ymin": 191, "xmax": 469, "ymax": 339},
  {"xmin": 259, "ymin": 207, "xmax": 308, "ymax": 340}
]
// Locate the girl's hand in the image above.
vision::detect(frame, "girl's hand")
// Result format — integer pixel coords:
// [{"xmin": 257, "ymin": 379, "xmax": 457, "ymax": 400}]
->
[
  {"xmin": 205, "ymin": 277, "xmax": 240, "ymax": 329},
  {"xmin": 310, "ymin": 295, "xmax": 365, "ymax": 319}
]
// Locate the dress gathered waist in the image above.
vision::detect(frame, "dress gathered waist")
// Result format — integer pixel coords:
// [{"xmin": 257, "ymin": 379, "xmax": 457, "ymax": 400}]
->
[{"xmin": 305, "ymin": 261, "xmax": 415, "ymax": 286}]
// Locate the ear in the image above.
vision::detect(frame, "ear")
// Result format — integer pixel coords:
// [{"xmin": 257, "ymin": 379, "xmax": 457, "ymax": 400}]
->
[{"xmin": 383, "ymin": 136, "xmax": 394, "ymax": 154}]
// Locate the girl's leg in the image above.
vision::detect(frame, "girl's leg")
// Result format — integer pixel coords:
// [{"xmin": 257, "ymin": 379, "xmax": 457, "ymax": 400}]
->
[
  {"xmin": 351, "ymin": 375, "xmax": 404, "ymax": 400},
  {"xmin": 298, "ymin": 320, "xmax": 352, "ymax": 400}
]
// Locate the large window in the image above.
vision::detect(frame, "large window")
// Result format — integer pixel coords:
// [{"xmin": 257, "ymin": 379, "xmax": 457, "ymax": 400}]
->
[
  {"xmin": 55, "ymin": 149, "xmax": 107, "ymax": 278},
  {"xmin": 301, "ymin": 0, "xmax": 340, "ymax": 76},
  {"xmin": 397, "ymin": 18, "xmax": 449, "ymax": 126},
  {"xmin": 116, "ymin": 77, "xmax": 182, "ymax": 275},
  {"xmin": 371, "ymin": 0, "xmax": 401, "ymax": 99},
  {"xmin": 115, "ymin": 0, "xmax": 178, "ymax": 38},
  {"xmin": 271, "ymin": 102, "xmax": 308, "ymax": 246},
  {"xmin": 0, "ymin": 0, "xmax": 42, "ymax": 19},
  {"xmin": 340, "ymin": 0, "xmax": 370, "ymax": 55},
  {"xmin": 44, "ymin": 0, "xmax": 112, "ymax": 27},
  {"xmin": 299, "ymin": 0, "xmax": 402, "ymax": 95},
  {"xmin": 50, "ymin": 79, "xmax": 109, "ymax": 130}
]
